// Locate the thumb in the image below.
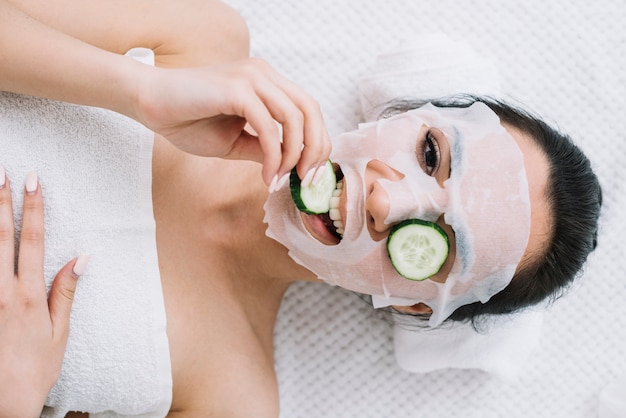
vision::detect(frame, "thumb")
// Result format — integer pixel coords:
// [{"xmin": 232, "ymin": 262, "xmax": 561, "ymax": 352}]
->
[
  {"xmin": 49, "ymin": 254, "xmax": 90, "ymax": 341},
  {"xmin": 221, "ymin": 130, "xmax": 266, "ymax": 165}
]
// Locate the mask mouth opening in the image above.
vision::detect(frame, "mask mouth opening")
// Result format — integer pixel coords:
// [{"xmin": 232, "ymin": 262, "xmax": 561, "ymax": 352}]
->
[{"xmin": 300, "ymin": 164, "xmax": 345, "ymax": 245}]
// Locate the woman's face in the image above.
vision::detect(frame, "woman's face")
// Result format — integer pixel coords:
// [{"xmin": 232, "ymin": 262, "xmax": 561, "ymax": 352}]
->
[{"xmin": 264, "ymin": 103, "xmax": 543, "ymax": 326}]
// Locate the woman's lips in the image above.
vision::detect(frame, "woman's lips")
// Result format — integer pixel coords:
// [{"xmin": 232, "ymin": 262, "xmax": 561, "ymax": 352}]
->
[{"xmin": 301, "ymin": 212, "xmax": 341, "ymax": 245}]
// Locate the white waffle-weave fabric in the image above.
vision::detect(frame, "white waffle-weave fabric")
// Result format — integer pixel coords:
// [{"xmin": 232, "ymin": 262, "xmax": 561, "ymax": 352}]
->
[{"xmin": 225, "ymin": 0, "xmax": 626, "ymax": 417}]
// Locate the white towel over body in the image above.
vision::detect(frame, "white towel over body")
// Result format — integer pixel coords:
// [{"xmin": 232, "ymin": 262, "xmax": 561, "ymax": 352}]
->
[{"xmin": 0, "ymin": 49, "xmax": 171, "ymax": 417}]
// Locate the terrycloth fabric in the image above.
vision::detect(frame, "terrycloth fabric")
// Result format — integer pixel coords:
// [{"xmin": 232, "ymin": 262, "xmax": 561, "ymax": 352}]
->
[
  {"xmin": 0, "ymin": 49, "xmax": 171, "ymax": 417},
  {"xmin": 358, "ymin": 33, "xmax": 501, "ymax": 121},
  {"xmin": 598, "ymin": 375, "xmax": 626, "ymax": 418},
  {"xmin": 393, "ymin": 310, "xmax": 544, "ymax": 380},
  {"xmin": 357, "ymin": 34, "xmax": 543, "ymax": 378}
]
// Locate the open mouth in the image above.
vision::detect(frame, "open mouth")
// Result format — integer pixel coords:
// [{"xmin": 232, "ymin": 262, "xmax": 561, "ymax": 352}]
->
[{"xmin": 301, "ymin": 164, "xmax": 345, "ymax": 245}]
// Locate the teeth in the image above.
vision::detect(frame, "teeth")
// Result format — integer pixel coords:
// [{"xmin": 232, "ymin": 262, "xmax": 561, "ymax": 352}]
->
[
  {"xmin": 332, "ymin": 179, "xmax": 343, "ymax": 197},
  {"xmin": 328, "ymin": 179, "xmax": 344, "ymax": 236}
]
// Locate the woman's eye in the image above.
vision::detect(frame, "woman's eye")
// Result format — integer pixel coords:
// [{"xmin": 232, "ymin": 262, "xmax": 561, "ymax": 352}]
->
[{"xmin": 418, "ymin": 130, "xmax": 440, "ymax": 176}]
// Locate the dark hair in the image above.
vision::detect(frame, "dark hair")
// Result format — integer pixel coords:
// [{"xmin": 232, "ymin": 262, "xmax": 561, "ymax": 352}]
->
[{"xmin": 381, "ymin": 95, "xmax": 602, "ymax": 329}]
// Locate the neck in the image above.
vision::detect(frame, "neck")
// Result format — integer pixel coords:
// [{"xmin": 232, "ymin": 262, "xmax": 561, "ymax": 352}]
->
[
  {"xmin": 216, "ymin": 165, "xmax": 321, "ymax": 287},
  {"xmin": 152, "ymin": 137, "xmax": 320, "ymax": 288},
  {"xmin": 153, "ymin": 138, "xmax": 321, "ymax": 359}
]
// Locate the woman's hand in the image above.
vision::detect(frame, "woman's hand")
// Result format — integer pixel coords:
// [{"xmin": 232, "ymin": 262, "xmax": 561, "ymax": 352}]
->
[
  {"xmin": 135, "ymin": 58, "xmax": 332, "ymax": 188},
  {"xmin": 0, "ymin": 170, "xmax": 88, "ymax": 417},
  {"xmin": 2, "ymin": 0, "xmax": 330, "ymax": 189}
]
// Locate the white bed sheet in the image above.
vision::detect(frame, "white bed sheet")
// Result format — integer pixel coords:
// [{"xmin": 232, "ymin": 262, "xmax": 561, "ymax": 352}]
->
[{"xmin": 226, "ymin": 1, "xmax": 626, "ymax": 416}]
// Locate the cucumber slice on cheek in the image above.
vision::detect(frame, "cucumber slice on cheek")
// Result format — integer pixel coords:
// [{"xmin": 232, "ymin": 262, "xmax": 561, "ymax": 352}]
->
[
  {"xmin": 386, "ymin": 219, "xmax": 450, "ymax": 281},
  {"xmin": 290, "ymin": 160, "xmax": 338, "ymax": 215}
]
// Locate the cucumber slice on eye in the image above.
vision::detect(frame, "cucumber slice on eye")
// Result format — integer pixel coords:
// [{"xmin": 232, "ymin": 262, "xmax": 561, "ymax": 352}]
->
[
  {"xmin": 386, "ymin": 219, "xmax": 450, "ymax": 281},
  {"xmin": 290, "ymin": 160, "xmax": 337, "ymax": 214}
]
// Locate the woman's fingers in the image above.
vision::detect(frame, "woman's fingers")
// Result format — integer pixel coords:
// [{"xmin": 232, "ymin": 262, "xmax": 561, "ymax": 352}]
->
[
  {"xmin": 0, "ymin": 167, "xmax": 15, "ymax": 281},
  {"xmin": 49, "ymin": 255, "xmax": 89, "ymax": 342},
  {"xmin": 219, "ymin": 58, "xmax": 330, "ymax": 186},
  {"xmin": 224, "ymin": 77, "xmax": 304, "ymax": 186},
  {"xmin": 17, "ymin": 172, "xmax": 45, "ymax": 289},
  {"xmin": 237, "ymin": 93, "xmax": 283, "ymax": 185},
  {"xmin": 0, "ymin": 168, "xmax": 85, "ymax": 412},
  {"xmin": 139, "ymin": 58, "xmax": 331, "ymax": 187},
  {"xmin": 259, "ymin": 67, "xmax": 332, "ymax": 182}
]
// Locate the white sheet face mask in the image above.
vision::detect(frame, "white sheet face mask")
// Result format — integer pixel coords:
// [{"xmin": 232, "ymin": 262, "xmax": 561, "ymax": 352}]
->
[{"xmin": 264, "ymin": 102, "xmax": 531, "ymax": 327}]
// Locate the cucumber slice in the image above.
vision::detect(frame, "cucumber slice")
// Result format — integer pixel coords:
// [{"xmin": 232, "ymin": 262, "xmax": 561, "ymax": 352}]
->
[
  {"xmin": 386, "ymin": 219, "xmax": 449, "ymax": 281},
  {"xmin": 290, "ymin": 160, "xmax": 337, "ymax": 214}
]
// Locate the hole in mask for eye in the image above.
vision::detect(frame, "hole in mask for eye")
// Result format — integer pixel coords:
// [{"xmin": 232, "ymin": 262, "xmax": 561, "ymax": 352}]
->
[{"xmin": 417, "ymin": 129, "xmax": 441, "ymax": 176}]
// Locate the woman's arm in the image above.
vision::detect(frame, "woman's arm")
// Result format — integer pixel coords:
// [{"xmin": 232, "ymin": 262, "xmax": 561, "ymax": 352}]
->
[
  {"xmin": 6, "ymin": 0, "xmax": 250, "ymax": 68},
  {"xmin": 1, "ymin": 0, "xmax": 331, "ymax": 184},
  {"xmin": 1, "ymin": 0, "xmax": 248, "ymax": 105},
  {"xmin": 0, "ymin": 0, "xmax": 143, "ymax": 119}
]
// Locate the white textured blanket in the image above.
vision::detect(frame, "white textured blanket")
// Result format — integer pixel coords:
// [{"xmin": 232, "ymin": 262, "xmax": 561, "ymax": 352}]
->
[
  {"xmin": 0, "ymin": 48, "xmax": 171, "ymax": 418},
  {"xmin": 226, "ymin": 0, "xmax": 626, "ymax": 417}
]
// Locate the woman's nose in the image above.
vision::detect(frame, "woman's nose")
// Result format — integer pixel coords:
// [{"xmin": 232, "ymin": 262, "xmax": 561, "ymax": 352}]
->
[{"xmin": 365, "ymin": 160, "xmax": 404, "ymax": 239}]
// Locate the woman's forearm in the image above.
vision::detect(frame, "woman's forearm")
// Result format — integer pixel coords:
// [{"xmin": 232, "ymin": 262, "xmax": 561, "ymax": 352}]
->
[
  {"xmin": 6, "ymin": 0, "xmax": 249, "ymax": 69},
  {"xmin": 1, "ymin": 0, "xmax": 329, "ymax": 182},
  {"xmin": 0, "ymin": 0, "xmax": 145, "ymax": 120},
  {"xmin": 1, "ymin": 0, "xmax": 248, "ymax": 118}
]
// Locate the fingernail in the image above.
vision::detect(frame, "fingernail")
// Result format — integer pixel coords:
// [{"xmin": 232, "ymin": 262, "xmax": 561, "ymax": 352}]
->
[
  {"xmin": 301, "ymin": 167, "xmax": 316, "ymax": 188},
  {"xmin": 312, "ymin": 164, "xmax": 327, "ymax": 186},
  {"xmin": 275, "ymin": 173, "xmax": 290, "ymax": 192},
  {"xmin": 72, "ymin": 254, "xmax": 91, "ymax": 277},
  {"xmin": 25, "ymin": 172, "xmax": 38, "ymax": 194},
  {"xmin": 268, "ymin": 174, "xmax": 279, "ymax": 193},
  {"xmin": 0, "ymin": 166, "xmax": 5, "ymax": 189}
]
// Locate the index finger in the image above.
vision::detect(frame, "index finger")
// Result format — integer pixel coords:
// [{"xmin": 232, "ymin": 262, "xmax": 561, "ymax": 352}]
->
[
  {"xmin": 241, "ymin": 95, "xmax": 282, "ymax": 185},
  {"xmin": 0, "ymin": 167, "xmax": 15, "ymax": 280},
  {"xmin": 262, "ymin": 71, "xmax": 332, "ymax": 179},
  {"xmin": 17, "ymin": 172, "xmax": 45, "ymax": 288}
]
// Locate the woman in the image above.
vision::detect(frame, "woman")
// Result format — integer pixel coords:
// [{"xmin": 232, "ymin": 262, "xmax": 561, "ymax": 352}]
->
[{"xmin": 0, "ymin": 0, "xmax": 601, "ymax": 417}]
